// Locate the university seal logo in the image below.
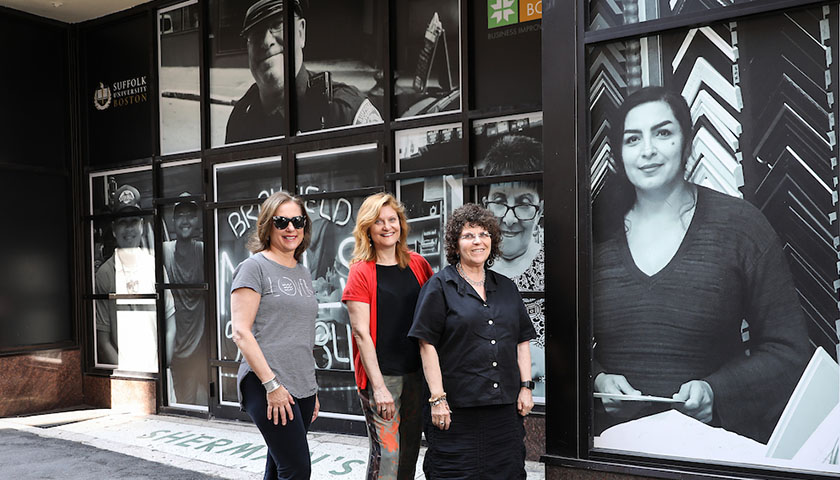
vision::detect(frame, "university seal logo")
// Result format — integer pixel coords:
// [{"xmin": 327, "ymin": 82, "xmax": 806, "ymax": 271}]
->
[{"xmin": 93, "ymin": 82, "xmax": 112, "ymax": 111}]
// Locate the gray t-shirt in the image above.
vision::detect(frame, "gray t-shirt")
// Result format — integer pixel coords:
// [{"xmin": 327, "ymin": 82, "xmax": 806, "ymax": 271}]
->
[{"xmin": 231, "ymin": 252, "xmax": 319, "ymax": 404}]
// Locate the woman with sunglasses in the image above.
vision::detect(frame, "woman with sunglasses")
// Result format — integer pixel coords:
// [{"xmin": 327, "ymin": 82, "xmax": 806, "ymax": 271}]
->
[
  {"xmin": 342, "ymin": 193, "xmax": 434, "ymax": 480},
  {"xmin": 409, "ymin": 204, "xmax": 536, "ymax": 479},
  {"xmin": 231, "ymin": 191, "xmax": 319, "ymax": 480}
]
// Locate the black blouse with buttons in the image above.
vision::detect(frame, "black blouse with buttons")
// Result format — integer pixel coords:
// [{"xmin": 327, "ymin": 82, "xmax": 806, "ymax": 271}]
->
[{"xmin": 408, "ymin": 264, "xmax": 536, "ymax": 409}]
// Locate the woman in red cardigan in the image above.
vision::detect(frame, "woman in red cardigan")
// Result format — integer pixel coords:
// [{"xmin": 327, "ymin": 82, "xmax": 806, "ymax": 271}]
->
[{"xmin": 342, "ymin": 193, "xmax": 434, "ymax": 480}]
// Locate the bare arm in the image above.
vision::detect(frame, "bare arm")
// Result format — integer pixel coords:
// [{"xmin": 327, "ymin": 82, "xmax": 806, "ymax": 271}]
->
[
  {"xmin": 516, "ymin": 340, "xmax": 534, "ymax": 416},
  {"xmin": 419, "ymin": 339, "xmax": 451, "ymax": 429},
  {"xmin": 96, "ymin": 330, "xmax": 118, "ymax": 365},
  {"xmin": 347, "ymin": 300, "xmax": 395, "ymax": 420},
  {"xmin": 231, "ymin": 287, "xmax": 295, "ymax": 425},
  {"xmin": 165, "ymin": 310, "xmax": 176, "ymax": 367}
]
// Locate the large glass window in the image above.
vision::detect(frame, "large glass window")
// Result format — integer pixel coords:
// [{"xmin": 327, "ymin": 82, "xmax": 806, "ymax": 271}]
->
[
  {"xmin": 89, "ymin": 167, "xmax": 160, "ymax": 372},
  {"xmin": 160, "ymin": 160, "xmax": 208, "ymax": 410},
  {"xmin": 587, "ymin": 5, "xmax": 840, "ymax": 473},
  {"xmin": 209, "ymin": 0, "xmax": 283, "ymax": 147},
  {"xmin": 393, "ymin": 0, "xmax": 461, "ymax": 119},
  {"xmin": 292, "ymin": 0, "xmax": 384, "ymax": 133},
  {"xmin": 295, "ymin": 144, "xmax": 381, "ymax": 418},
  {"xmin": 158, "ymin": 1, "xmax": 201, "ymax": 155},
  {"xmin": 213, "ymin": 156, "xmax": 284, "ymax": 394}
]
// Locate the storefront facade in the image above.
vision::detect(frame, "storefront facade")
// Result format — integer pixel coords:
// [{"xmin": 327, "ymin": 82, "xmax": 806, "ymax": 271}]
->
[{"xmin": 1, "ymin": 0, "xmax": 838, "ymax": 478}]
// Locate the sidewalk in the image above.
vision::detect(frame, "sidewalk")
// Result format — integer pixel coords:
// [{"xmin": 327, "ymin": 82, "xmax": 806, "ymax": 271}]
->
[{"xmin": 0, "ymin": 409, "xmax": 546, "ymax": 479}]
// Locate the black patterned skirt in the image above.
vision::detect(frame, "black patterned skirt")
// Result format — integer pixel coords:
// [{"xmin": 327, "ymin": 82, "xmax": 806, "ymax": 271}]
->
[{"xmin": 422, "ymin": 403, "xmax": 526, "ymax": 480}]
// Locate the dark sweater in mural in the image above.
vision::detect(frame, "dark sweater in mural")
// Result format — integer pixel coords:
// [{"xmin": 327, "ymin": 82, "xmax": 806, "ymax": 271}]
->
[{"xmin": 592, "ymin": 186, "xmax": 810, "ymax": 443}]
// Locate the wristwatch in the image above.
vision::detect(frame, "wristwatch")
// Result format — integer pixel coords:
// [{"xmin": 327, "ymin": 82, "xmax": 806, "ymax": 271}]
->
[{"xmin": 520, "ymin": 380, "xmax": 535, "ymax": 390}]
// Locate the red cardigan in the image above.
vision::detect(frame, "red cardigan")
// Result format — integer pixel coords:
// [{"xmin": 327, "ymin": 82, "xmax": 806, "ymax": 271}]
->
[{"xmin": 341, "ymin": 251, "xmax": 434, "ymax": 390}]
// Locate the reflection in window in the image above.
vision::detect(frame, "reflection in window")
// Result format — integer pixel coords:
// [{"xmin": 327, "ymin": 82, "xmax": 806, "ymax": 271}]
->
[
  {"xmin": 159, "ymin": 1, "xmax": 201, "ymax": 154},
  {"xmin": 215, "ymin": 204, "xmax": 261, "ymax": 364},
  {"xmin": 473, "ymin": 112, "xmax": 543, "ymax": 176},
  {"xmin": 395, "ymin": 123, "xmax": 463, "ymax": 173},
  {"xmin": 393, "ymin": 0, "xmax": 461, "ymax": 119},
  {"xmin": 160, "ymin": 160, "xmax": 202, "ymax": 199},
  {"xmin": 293, "ymin": 0, "xmax": 384, "ymax": 133},
  {"xmin": 89, "ymin": 167, "xmax": 153, "ymax": 216},
  {"xmin": 213, "ymin": 156, "xmax": 283, "ymax": 202},
  {"xmin": 304, "ymin": 195, "xmax": 365, "ymax": 417},
  {"xmin": 296, "ymin": 144, "xmax": 379, "ymax": 192},
  {"xmin": 398, "ymin": 175, "xmax": 463, "ymax": 272},
  {"xmin": 219, "ymin": 365, "xmax": 240, "ymax": 406}
]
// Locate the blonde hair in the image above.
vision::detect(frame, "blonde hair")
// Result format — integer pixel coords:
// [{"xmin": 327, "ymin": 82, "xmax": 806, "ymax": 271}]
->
[
  {"xmin": 246, "ymin": 191, "xmax": 312, "ymax": 261},
  {"xmin": 351, "ymin": 192, "xmax": 411, "ymax": 268}
]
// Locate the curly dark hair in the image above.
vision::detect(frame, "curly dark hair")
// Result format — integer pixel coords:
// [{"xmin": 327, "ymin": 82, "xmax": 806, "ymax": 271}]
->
[{"xmin": 444, "ymin": 203, "xmax": 502, "ymax": 266}]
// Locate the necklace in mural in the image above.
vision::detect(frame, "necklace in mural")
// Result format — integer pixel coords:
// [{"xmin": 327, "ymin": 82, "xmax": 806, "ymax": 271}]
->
[
  {"xmin": 456, "ymin": 262, "xmax": 485, "ymax": 287},
  {"xmin": 117, "ymin": 250, "xmax": 140, "ymax": 294}
]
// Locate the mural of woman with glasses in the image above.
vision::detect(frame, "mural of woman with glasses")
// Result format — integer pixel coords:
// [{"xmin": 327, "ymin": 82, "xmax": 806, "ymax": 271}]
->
[
  {"xmin": 480, "ymin": 134, "xmax": 546, "ymax": 399},
  {"xmin": 481, "ymin": 134, "xmax": 544, "ymax": 292}
]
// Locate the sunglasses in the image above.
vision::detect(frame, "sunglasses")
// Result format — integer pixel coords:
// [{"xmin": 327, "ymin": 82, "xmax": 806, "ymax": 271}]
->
[{"xmin": 272, "ymin": 215, "xmax": 306, "ymax": 230}]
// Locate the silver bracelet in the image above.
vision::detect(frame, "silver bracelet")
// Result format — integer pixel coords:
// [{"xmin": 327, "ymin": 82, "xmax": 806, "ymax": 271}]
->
[{"xmin": 262, "ymin": 376, "xmax": 282, "ymax": 394}]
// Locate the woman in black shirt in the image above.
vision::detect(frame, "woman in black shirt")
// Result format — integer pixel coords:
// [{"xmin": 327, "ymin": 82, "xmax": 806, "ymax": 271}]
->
[
  {"xmin": 409, "ymin": 204, "xmax": 536, "ymax": 479},
  {"xmin": 342, "ymin": 193, "xmax": 434, "ymax": 480}
]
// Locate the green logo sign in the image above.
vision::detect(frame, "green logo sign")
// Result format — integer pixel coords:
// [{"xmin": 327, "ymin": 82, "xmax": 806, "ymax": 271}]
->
[{"xmin": 488, "ymin": 0, "xmax": 518, "ymax": 29}]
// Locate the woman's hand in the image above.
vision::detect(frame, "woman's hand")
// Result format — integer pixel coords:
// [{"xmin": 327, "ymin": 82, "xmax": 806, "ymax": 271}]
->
[
  {"xmin": 266, "ymin": 385, "xmax": 295, "ymax": 426},
  {"xmin": 311, "ymin": 394, "xmax": 320, "ymax": 423},
  {"xmin": 517, "ymin": 387, "xmax": 534, "ymax": 416},
  {"xmin": 431, "ymin": 400, "xmax": 451, "ymax": 430},
  {"xmin": 372, "ymin": 385, "xmax": 396, "ymax": 421},
  {"xmin": 673, "ymin": 380, "xmax": 714, "ymax": 423},
  {"xmin": 594, "ymin": 372, "xmax": 647, "ymax": 418}
]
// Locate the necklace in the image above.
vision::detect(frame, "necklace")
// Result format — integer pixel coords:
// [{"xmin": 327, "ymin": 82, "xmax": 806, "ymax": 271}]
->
[
  {"xmin": 116, "ymin": 249, "xmax": 140, "ymax": 294},
  {"xmin": 456, "ymin": 262, "xmax": 485, "ymax": 287}
]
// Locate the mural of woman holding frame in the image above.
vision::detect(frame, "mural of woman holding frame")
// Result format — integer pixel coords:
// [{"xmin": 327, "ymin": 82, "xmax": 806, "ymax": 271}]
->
[{"xmin": 592, "ymin": 86, "xmax": 811, "ymax": 443}]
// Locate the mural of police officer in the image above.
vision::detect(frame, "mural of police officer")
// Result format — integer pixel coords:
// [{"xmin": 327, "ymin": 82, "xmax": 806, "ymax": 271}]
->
[{"xmin": 225, "ymin": 0, "xmax": 382, "ymax": 143}]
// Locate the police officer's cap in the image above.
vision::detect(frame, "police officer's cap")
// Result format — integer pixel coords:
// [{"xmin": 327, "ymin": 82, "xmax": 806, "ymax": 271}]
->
[{"xmin": 241, "ymin": 0, "xmax": 305, "ymax": 36}]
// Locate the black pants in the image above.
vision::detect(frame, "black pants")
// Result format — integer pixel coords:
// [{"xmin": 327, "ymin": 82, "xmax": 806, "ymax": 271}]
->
[{"xmin": 241, "ymin": 372, "xmax": 316, "ymax": 480}]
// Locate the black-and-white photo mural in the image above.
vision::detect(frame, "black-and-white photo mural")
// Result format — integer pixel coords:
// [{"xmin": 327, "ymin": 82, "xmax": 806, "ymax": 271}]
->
[
  {"xmin": 474, "ymin": 113, "xmax": 543, "ymax": 291},
  {"xmin": 158, "ymin": 1, "xmax": 201, "ymax": 155},
  {"xmin": 160, "ymin": 160, "xmax": 208, "ymax": 409},
  {"xmin": 393, "ymin": 0, "xmax": 460, "ymax": 119},
  {"xmin": 213, "ymin": 156, "xmax": 284, "ymax": 405},
  {"xmin": 292, "ymin": 0, "xmax": 384, "ymax": 133},
  {"xmin": 90, "ymin": 167, "xmax": 162, "ymax": 373},
  {"xmin": 209, "ymin": 0, "xmax": 287, "ymax": 147},
  {"xmin": 209, "ymin": 0, "xmax": 383, "ymax": 146},
  {"xmin": 295, "ymin": 144, "xmax": 380, "ymax": 416},
  {"xmin": 588, "ymin": 5, "xmax": 840, "ymax": 473},
  {"xmin": 587, "ymin": 0, "xmax": 760, "ymax": 31},
  {"xmin": 472, "ymin": 112, "xmax": 545, "ymax": 402}
]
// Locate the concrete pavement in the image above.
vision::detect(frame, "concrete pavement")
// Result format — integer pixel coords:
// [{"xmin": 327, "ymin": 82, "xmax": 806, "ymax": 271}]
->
[{"xmin": 0, "ymin": 409, "xmax": 546, "ymax": 479}]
